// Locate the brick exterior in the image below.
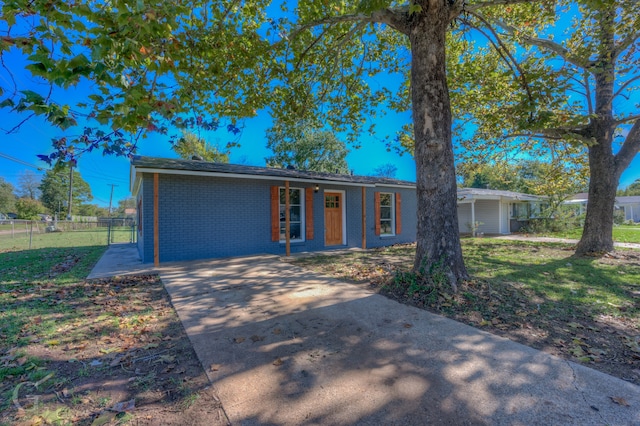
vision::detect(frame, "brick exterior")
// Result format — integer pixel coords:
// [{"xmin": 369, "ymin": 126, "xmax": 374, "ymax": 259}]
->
[{"xmin": 137, "ymin": 173, "xmax": 417, "ymax": 263}]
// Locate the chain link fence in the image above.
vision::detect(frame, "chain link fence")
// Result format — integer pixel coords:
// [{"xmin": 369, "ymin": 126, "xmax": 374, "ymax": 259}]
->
[{"xmin": 0, "ymin": 218, "xmax": 136, "ymax": 251}]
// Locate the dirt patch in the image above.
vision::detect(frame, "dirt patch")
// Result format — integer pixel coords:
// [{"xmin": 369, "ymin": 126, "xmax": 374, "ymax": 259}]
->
[
  {"xmin": 293, "ymin": 243, "xmax": 640, "ymax": 387},
  {"xmin": 0, "ymin": 275, "xmax": 228, "ymax": 426}
]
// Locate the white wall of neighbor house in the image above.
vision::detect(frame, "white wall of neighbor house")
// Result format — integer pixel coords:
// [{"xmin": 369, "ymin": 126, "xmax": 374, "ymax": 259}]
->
[
  {"xmin": 501, "ymin": 202, "xmax": 510, "ymax": 234},
  {"xmin": 474, "ymin": 200, "xmax": 500, "ymax": 234},
  {"xmin": 458, "ymin": 203, "xmax": 473, "ymax": 233},
  {"xmin": 623, "ymin": 203, "xmax": 640, "ymax": 222},
  {"xmin": 457, "ymin": 199, "xmax": 509, "ymax": 234}
]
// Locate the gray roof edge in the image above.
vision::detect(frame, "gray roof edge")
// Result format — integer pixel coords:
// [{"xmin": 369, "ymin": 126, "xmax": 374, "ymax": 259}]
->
[{"xmin": 131, "ymin": 155, "xmax": 417, "ymax": 187}]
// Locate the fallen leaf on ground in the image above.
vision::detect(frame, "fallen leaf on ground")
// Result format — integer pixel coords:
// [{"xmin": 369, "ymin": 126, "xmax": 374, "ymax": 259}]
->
[
  {"xmin": 273, "ymin": 358, "xmax": 284, "ymax": 366},
  {"xmin": 610, "ymin": 396, "xmax": 630, "ymax": 407},
  {"xmin": 210, "ymin": 364, "xmax": 221, "ymax": 371},
  {"xmin": 233, "ymin": 337, "xmax": 245, "ymax": 343},
  {"xmin": 110, "ymin": 399, "xmax": 135, "ymax": 412}
]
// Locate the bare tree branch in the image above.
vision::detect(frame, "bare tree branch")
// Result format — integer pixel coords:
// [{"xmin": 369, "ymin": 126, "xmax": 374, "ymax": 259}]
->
[
  {"xmin": 614, "ymin": 114, "xmax": 640, "ymax": 126},
  {"xmin": 613, "ymin": 74, "xmax": 640, "ymax": 100},
  {"xmin": 503, "ymin": 126, "xmax": 592, "ymax": 143},
  {"xmin": 614, "ymin": 120, "xmax": 640, "ymax": 176},
  {"xmin": 492, "ymin": 20, "xmax": 595, "ymax": 70},
  {"xmin": 613, "ymin": 30, "xmax": 640, "ymax": 59}
]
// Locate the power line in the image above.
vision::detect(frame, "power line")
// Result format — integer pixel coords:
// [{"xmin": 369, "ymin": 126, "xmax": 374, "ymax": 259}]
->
[{"xmin": 0, "ymin": 152, "xmax": 46, "ymax": 171}]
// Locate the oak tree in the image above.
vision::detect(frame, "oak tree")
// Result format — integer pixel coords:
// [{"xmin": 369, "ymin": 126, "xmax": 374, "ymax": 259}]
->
[{"xmin": 451, "ymin": 0, "xmax": 640, "ymax": 254}]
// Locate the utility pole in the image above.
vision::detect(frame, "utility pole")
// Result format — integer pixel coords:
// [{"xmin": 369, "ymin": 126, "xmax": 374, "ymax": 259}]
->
[
  {"xmin": 67, "ymin": 165, "xmax": 74, "ymax": 220},
  {"xmin": 108, "ymin": 184, "xmax": 118, "ymax": 217}
]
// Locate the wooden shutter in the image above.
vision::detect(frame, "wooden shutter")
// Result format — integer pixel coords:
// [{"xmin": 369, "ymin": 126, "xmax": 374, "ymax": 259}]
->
[
  {"xmin": 271, "ymin": 186, "xmax": 279, "ymax": 241},
  {"xmin": 374, "ymin": 192, "xmax": 381, "ymax": 236},
  {"xmin": 395, "ymin": 192, "xmax": 402, "ymax": 235},
  {"xmin": 305, "ymin": 187, "xmax": 314, "ymax": 240}
]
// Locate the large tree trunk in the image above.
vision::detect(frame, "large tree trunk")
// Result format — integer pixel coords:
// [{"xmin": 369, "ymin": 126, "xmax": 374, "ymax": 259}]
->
[
  {"xmin": 575, "ymin": 5, "xmax": 620, "ymax": 255},
  {"xmin": 575, "ymin": 143, "xmax": 619, "ymax": 254},
  {"xmin": 410, "ymin": 3, "xmax": 468, "ymax": 289}
]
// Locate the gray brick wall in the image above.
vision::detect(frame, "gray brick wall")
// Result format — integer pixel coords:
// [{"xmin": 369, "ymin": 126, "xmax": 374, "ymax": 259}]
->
[{"xmin": 138, "ymin": 173, "xmax": 417, "ymax": 263}]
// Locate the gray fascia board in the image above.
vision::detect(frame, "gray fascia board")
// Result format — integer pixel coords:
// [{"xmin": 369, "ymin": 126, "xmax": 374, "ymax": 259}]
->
[{"xmin": 134, "ymin": 167, "xmax": 378, "ymax": 188}]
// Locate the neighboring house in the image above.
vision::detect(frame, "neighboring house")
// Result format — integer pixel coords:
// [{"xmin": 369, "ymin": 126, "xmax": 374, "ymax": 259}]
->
[
  {"xmin": 565, "ymin": 193, "xmax": 640, "ymax": 223},
  {"xmin": 131, "ymin": 156, "xmax": 417, "ymax": 264},
  {"xmin": 457, "ymin": 188, "xmax": 547, "ymax": 235},
  {"xmin": 616, "ymin": 196, "xmax": 640, "ymax": 222}
]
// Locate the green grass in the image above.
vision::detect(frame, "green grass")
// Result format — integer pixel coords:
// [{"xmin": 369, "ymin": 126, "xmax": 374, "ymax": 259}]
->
[
  {"xmin": 0, "ymin": 227, "xmax": 134, "ymax": 251},
  {"xmin": 541, "ymin": 225, "xmax": 640, "ymax": 244},
  {"xmin": 0, "ymin": 245, "xmax": 106, "ymax": 347},
  {"xmin": 461, "ymin": 239, "xmax": 639, "ymax": 315},
  {"xmin": 294, "ymin": 239, "xmax": 640, "ymax": 320}
]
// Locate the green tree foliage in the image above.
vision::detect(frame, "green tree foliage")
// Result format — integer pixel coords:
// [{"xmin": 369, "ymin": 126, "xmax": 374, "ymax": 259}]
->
[
  {"xmin": 372, "ymin": 163, "xmax": 398, "ymax": 178},
  {"xmin": 172, "ymin": 132, "xmax": 230, "ymax": 163},
  {"xmin": 618, "ymin": 179, "xmax": 640, "ymax": 196},
  {"xmin": 0, "ymin": 0, "xmax": 556, "ymax": 287},
  {"xmin": 76, "ymin": 203, "xmax": 108, "ymax": 218},
  {"xmin": 39, "ymin": 166, "xmax": 93, "ymax": 214},
  {"xmin": 15, "ymin": 197, "xmax": 44, "ymax": 219},
  {"xmin": 449, "ymin": 0, "xmax": 640, "ymax": 254},
  {"xmin": 460, "ymin": 159, "xmax": 589, "ymax": 215},
  {"xmin": 265, "ymin": 125, "xmax": 350, "ymax": 174},
  {"xmin": 0, "ymin": 177, "xmax": 16, "ymax": 213}
]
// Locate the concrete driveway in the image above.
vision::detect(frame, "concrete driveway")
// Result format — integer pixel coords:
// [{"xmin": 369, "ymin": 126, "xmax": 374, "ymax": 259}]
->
[{"xmin": 151, "ymin": 254, "xmax": 640, "ymax": 425}]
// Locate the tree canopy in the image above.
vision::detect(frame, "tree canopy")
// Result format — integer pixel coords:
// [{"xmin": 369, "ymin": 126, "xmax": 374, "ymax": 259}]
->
[
  {"xmin": 1, "ymin": 0, "xmax": 579, "ymax": 287},
  {"xmin": 265, "ymin": 125, "xmax": 350, "ymax": 174},
  {"xmin": 618, "ymin": 179, "xmax": 640, "ymax": 197},
  {"xmin": 0, "ymin": 177, "xmax": 16, "ymax": 213},
  {"xmin": 16, "ymin": 170, "xmax": 42, "ymax": 200},
  {"xmin": 172, "ymin": 132, "xmax": 230, "ymax": 163},
  {"xmin": 39, "ymin": 166, "xmax": 93, "ymax": 215},
  {"xmin": 372, "ymin": 163, "xmax": 398, "ymax": 178},
  {"xmin": 449, "ymin": 0, "xmax": 640, "ymax": 253}
]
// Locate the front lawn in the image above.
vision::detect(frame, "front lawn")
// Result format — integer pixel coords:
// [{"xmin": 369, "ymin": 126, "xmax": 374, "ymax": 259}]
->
[
  {"xmin": 293, "ymin": 240, "xmax": 640, "ymax": 385},
  {"xmin": 541, "ymin": 224, "xmax": 640, "ymax": 244},
  {"xmin": 0, "ymin": 246, "xmax": 226, "ymax": 425}
]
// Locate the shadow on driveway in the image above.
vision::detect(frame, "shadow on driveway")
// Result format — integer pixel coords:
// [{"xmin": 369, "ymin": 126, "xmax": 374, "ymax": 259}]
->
[{"xmin": 155, "ymin": 255, "xmax": 640, "ymax": 425}]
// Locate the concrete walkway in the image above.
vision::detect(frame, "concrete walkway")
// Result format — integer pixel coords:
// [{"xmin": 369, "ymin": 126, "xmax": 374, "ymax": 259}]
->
[
  {"xmin": 493, "ymin": 234, "xmax": 640, "ymax": 250},
  {"xmin": 87, "ymin": 243, "xmax": 156, "ymax": 279},
  {"xmin": 88, "ymin": 247, "xmax": 640, "ymax": 425}
]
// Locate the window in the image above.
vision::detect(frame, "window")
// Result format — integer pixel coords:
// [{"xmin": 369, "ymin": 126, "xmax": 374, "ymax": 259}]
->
[
  {"xmin": 511, "ymin": 203, "xmax": 529, "ymax": 219},
  {"xmin": 379, "ymin": 193, "xmax": 394, "ymax": 235},
  {"xmin": 279, "ymin": 188, "xmax": 304, "ymax": 241}
]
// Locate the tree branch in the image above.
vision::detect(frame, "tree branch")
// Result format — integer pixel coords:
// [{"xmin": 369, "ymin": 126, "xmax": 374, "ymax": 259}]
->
[
  {"xmin": 613, "ymin": 74, "xmax": 640, "ymax": 100},
  {"xmin": 614, "ymin": 114, "xmax": 640, "ymax": 126},
  {"xmin": 466, "ymin": 0, "xmax": 546, "ymax": 12},
  {"xmin": 280, "ymin": 7, "xmax": 410, "ymax": 43},
  {"xmin": 504, "ymin": 126, "xmax": 592, "ymax": 143},
  {"xmin": 492, "ymin": 20, "xmax": 595, "ymax": 70},
  {"xmin": 614, "ymin": 120, "xmax": 640, "ymax": 177},
  {"xmin": 464, "ymin": 12, "xmax": 534, "ymax": 111},
  {"xmin": 614, "ymin": 30, "xmax": 640, "ymax": 59}
]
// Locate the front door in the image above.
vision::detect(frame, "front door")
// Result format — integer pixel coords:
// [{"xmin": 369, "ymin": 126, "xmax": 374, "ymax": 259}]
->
[{"xmin": 324, "ymin": 192, "xmax": 343, "ymax": 246}]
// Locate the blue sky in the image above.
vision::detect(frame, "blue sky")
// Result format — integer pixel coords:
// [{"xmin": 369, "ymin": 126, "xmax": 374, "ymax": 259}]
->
[{"xmin": 0, "ymin": 103, "xmax": 416, "ymax": 207}]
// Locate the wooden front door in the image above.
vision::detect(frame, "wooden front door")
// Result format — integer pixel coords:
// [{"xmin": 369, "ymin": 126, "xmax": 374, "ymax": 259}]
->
[{"xmin": 324, "ymin": 192, "xmax": 343, "ymax": 246}]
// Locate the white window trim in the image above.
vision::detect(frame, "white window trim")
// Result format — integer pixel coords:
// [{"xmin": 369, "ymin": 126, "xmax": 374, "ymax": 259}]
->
[
  {"xmin": 279, "ymin": 186, "xmax": 305, "ymax": 243},
  {"xmin": 380, "ymin": 192, "xmax": 395, "ymax": 236}
]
